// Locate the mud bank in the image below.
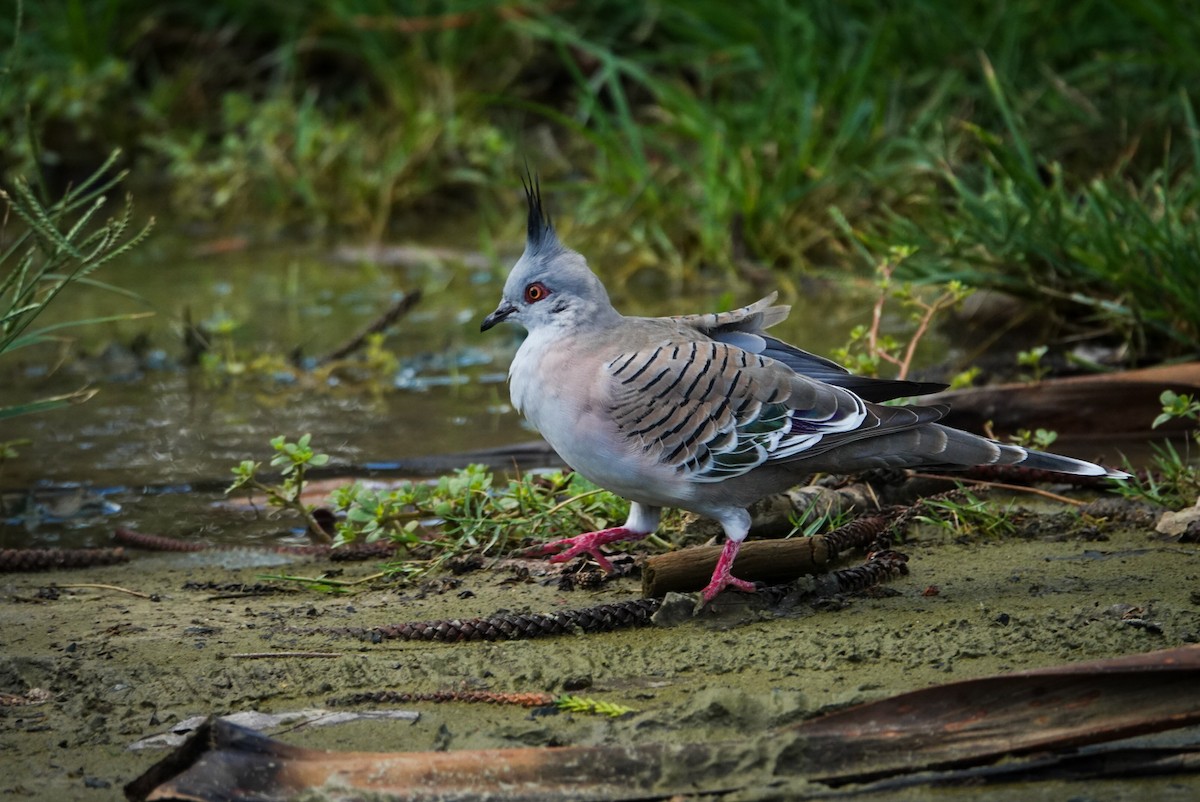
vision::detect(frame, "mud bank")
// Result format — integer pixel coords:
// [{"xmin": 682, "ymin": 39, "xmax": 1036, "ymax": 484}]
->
[{"xmin": 2, "ymin": 502, "xmax": 1199, "ymax": 800}]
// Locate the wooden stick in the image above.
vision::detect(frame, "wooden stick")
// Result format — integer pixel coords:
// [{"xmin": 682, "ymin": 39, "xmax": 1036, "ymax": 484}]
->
[
  {"xmin": 56, "ymin": 583, "xmax": 154, "ymax": 600},
  {"xmin": 314, "ymin": 289, "xmax": 422, "ymax": 365},
  {"xmin": 642, "ymin": 537, "xmax": 838, "ymax": 597},
  {"xmin": 909, "ymin": 473, "xmax": 1085, "ymax": 506}
]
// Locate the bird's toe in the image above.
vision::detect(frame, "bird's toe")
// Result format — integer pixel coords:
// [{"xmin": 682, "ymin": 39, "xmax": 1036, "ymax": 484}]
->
[{"xmin": 700, "ymin": 574, "xmax": 758, "ymax": 604}]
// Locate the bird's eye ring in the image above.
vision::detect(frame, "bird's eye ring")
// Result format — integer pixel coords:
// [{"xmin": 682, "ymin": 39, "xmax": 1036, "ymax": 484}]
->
[{"xmin": 524, "ymin": 282, "xmax": 550, "ymax": 304}]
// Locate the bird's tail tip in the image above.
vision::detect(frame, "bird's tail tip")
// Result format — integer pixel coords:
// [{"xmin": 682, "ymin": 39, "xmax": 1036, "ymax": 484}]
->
[{"xmin": 1017, "ymin": 448, "xmax": 1131, "ymax": 480}]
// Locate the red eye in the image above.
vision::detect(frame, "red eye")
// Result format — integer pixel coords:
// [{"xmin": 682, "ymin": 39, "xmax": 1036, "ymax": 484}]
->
[{"xmin": 524, "ymin": 282, "xmax": 550, "ymax": 303}]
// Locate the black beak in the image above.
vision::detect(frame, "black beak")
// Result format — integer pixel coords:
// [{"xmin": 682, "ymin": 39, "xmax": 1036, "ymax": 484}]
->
[{"xmin": 481, "ymin": 301, "xmax": 517, "ymax": 332}]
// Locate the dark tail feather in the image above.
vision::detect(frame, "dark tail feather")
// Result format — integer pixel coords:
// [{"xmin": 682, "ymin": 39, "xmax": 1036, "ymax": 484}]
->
[
  {"xmin": 804, "ymin": 424, "xmax": 1130, "ymax": 479},
  {"xmin": 1002, "ymin": 445, "xmax": 1130, "ymax": 479},
  {"xmin": 932, "ymin": 425, "xmax": 1130, "ymax": 479}
]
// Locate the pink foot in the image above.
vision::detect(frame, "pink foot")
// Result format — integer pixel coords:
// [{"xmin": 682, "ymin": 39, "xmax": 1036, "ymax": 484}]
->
[
  {"xmin": 700, "ymin": 539, "xmax": 757, "ymax": 603},
  {"xmin": 520, "ymin": 527, "xmax": 647, "ymax": 572}
]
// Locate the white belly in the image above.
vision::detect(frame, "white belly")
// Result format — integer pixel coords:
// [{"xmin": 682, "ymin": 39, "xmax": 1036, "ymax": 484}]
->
[{"xmin": 509, "ymin": 331, "xmax": 692, "ymax": 508}]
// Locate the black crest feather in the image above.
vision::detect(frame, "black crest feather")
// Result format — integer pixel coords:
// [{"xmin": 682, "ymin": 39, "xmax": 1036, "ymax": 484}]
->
[{"xmin": 521, "ymin": 169, "xmax": 555, "ymax": 252}]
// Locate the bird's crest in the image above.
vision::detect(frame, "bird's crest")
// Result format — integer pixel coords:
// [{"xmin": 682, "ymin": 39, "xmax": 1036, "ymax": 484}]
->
[{"xmin": 522, "ymin": 169, "xmax": 556, "ymax": 254}]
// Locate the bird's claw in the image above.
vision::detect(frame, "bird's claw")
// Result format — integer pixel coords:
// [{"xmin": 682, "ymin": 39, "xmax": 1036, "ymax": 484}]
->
[
  {"xmin": 523, "ymin": 526, "xmax": 641, "ymax": 573},
  {"xmin": 699, "ymin": 538, "xmax": 757, "ymax": 604},
  {"xmin": 700, "ymin": 574, "xmax": 757, "ymax": 604},
  {"xmin": 546, "ymin": 539, "xmax": 615, "ymax": 572}
]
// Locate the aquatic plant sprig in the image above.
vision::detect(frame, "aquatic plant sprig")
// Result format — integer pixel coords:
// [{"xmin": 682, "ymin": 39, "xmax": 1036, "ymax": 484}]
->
[
  {"xmin": 1017, "ymin": 346, "xmax": 1050, "ymax": 383},
  {"xmin": 227, "ymin": 434, "xmax": 332, "ymax": 542},
  {"xmin": 1008, "ymin": 427, "xmax": 1058, "ymax": 451}
]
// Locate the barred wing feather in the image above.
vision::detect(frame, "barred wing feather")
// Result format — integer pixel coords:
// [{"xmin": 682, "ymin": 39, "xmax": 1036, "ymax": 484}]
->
[{"xmin": 604, "ymin": 340, "xmax": 871, "ymax": 482}]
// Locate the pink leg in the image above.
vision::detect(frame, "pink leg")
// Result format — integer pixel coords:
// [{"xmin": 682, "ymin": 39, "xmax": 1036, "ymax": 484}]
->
[
  {"xmin": 700, "ymin": 539, "xmax": 757, "ymax": 603},
  {"xmin": 519, "ymin": 527, "xmax": 649, "ymax": 573}
]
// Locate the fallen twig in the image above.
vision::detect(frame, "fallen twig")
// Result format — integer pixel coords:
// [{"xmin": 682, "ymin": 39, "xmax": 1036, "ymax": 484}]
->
[
  {"xmin": 911, "ymin": 472, "xmax": 1085, "ymax": 505},
  {"xmin": 115, "ymin": 527, "xmax": 208, "ymax": 552},
  {"xmin": 642, "ymin": 513, "xmax": 898, "ymax": 597},
  {"xmin": 642, "ymin": 538, "xmax": 834, "ymax": 597},
  {"xmin": 115, "ymin": 527, "xmax": 397, "ymax": 561},
  {"xmin": 56, "ymin": 582, "xmax": 156, "ymax": 600},
  {"xmin": 313, "ymin": 289, "xmax": 422, "ymax": 365},
  {"xmin": 311, "ymin": 598, "xmax": 663, "ymax": 643},
  {"xmin": 329, "ymin": 689, "xmax": 555, "ymax": 708}
]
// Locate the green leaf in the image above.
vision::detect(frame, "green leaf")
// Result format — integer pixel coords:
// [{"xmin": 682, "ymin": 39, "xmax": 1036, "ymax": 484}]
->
[{"xmin": 0, "ymin": 388, "xmax": 97, "ymax": 420}]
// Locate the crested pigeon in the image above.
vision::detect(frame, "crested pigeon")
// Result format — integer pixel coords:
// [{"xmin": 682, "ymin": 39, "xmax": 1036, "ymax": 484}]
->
[{"xmin": 481, "ymin": 178, "xmax": 1128, "ymax": 603}]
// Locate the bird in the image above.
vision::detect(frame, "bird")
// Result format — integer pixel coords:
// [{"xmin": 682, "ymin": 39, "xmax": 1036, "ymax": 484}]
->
[{"xmin": 481, "ymin": 177, "xmax": 1129, "ymax": 603}]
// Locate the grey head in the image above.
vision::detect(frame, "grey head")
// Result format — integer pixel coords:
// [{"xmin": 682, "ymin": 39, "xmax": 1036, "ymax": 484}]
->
[{"xmin": 480, "ymin": 174, "xmax": 620, "ymax": 334}]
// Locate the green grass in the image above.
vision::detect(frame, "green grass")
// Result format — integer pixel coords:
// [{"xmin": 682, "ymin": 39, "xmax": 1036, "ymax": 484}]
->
[
  {"xmin": 4, "ymin": 0, "xmax": 1198, "ymax": 356},
  {"xmin": 0, "ymin": 148, "xmax": 153, "ymax": 420},
  {"xmin": 879, "ymin": 84, "xmax": 1200, "ymax": 355}
]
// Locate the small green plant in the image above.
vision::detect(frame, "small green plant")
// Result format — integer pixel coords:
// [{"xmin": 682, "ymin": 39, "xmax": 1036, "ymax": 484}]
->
[
  {"xmin": 915, "ymin": 492, "xmax": 1017, "ymax": 538},
  {"xmin": 330, "ymin": 464, "xmax": 639, "ymax": 582},
  {"xmin": 1, "ymin": 438, "xmax": 28, "ymax": 461},
  {"xmin": 0, "ymin": 438, "xmax": 29, "ymax": 503},
  {"xmin": 1112, "ymin": 390, "xmax": 1200, "ymax": 509},
  {"xmin": 228, "ymin": 434, "xmax": 332, "ymax": 541},
  {"xmin": 196, "ymin": 312, "xmax": 247, "ymax": 377},
  {"xmin": 947, "ymin": 366, "xmax": 982, "ymax": 391},
  {"xmin": 1154, "ymin": 390, "xmax": 1200, "ymax": 435},
  {"xmin": 1016, "ymin": 346, "xmax": 1050, "ymax": 383},
  {"xmin": 787, "ymin": 505, "xmax": 856, "ymax": 538},
  {"xmin": 1009, "ymin": 427, "xmax": 1059, "ymax": 450},
  {"xmin": 228, "ymin": 437, "xmax": 684, "ymax": 583},
  {"xmin": 830, "ymin": 245, "xmax": 972, "ymax": 381},
  {"xmin": 1113, "ymin": 442, "xmax": 1199, "ymax": 510},
  {"xmin": 194, "ymin": 311, "xmax": 402, "ymax": 389}
]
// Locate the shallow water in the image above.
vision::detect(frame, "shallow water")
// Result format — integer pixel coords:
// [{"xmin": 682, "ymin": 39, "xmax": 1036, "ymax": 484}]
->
[{"xmin": 0, "ymin": 231, "xmax": 881, "ymax": 549}]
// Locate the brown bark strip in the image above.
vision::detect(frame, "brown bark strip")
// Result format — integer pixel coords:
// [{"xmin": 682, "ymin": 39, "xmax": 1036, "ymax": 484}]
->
[
  {"xmin": 321, "ymin": 598, "xmax": 665, "ymax": 643},
  {"xmin": 115, "ymin": 527, "xmax": 208, "ymax": 552},
  {"xmin": 0, "ymin": 547, "xmax": 128, "ymax": 573},
  {"xmin": 114, "ymin": 528, "xmax": 397, "ymax": 561}
]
